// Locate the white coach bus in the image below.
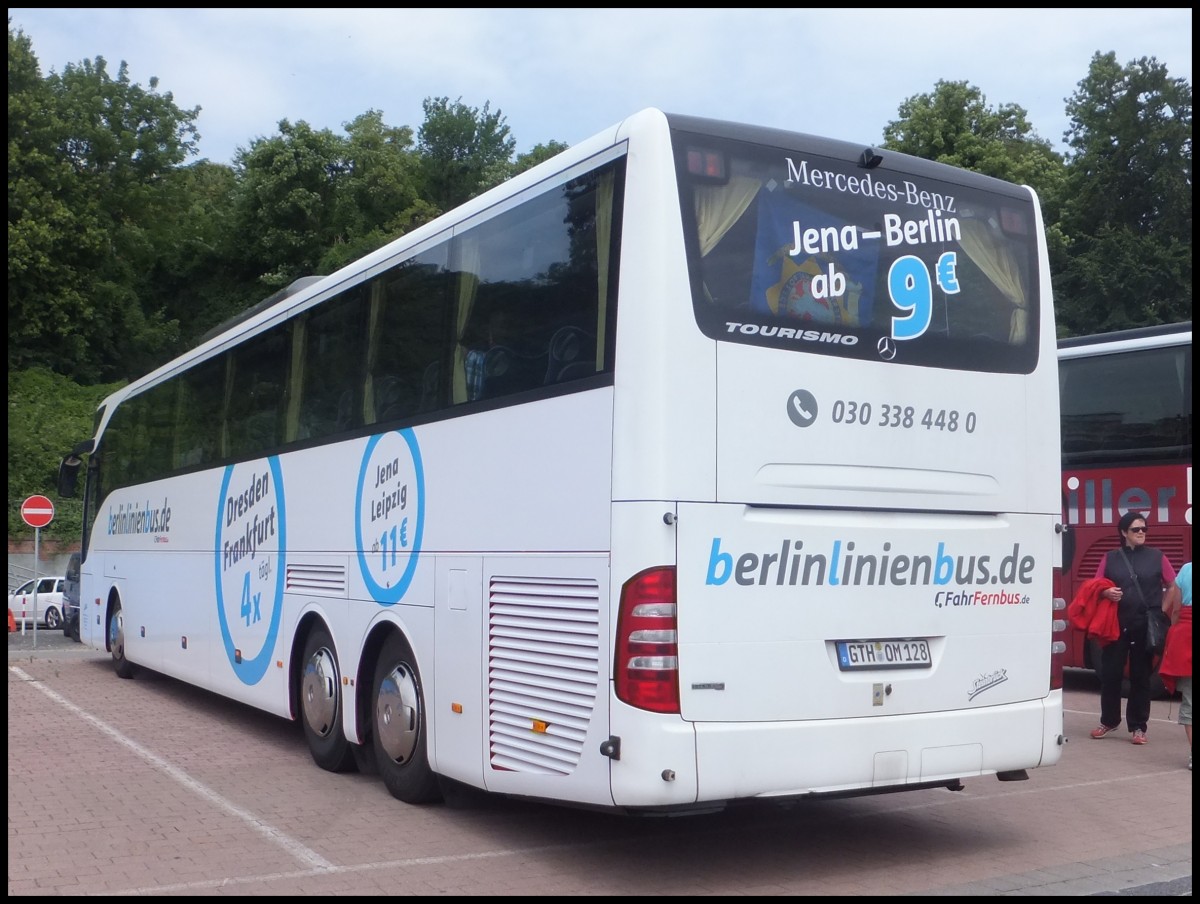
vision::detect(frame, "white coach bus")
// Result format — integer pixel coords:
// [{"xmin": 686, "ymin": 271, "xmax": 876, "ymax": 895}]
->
[{"xmin": 59, "ymin": 108, "xmax": 1064, "ymax": 813}]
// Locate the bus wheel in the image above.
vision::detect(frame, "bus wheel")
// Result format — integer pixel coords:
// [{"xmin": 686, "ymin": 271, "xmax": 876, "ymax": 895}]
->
[
  {"xmin": 371, "ymin": 633, "xmax": 441, "ymax": 804},
  {"xmin": 109, "ymin": 604, "xmax": 135, "ymax": 679},
  {"xmin": 351, "ymin": 740, "xmax": 378, "ymax": 775},
  {"xmin": 300, "ymin": 625, "xmax": 355, "ymax": 772}
]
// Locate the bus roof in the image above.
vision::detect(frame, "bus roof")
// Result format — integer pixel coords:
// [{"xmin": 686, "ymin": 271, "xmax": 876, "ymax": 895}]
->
[{"xmin": 1058, "ymin": 321, "xmax": 1191, "ymax": 357}]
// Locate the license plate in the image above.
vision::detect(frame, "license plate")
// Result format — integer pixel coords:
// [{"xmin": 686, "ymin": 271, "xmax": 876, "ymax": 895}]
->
[{"xmin": 836, "ymin": 638, "xmax": 932, "ymax": 671}]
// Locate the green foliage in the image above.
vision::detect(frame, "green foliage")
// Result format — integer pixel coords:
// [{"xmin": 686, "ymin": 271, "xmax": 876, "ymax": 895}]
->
[
  {"xmin": 7, "ymin": 368, "xmax": 124, "ymax": 542},
  {"xmin": 882, "ymin": 79, "xmax": 1067, "ymax": 216},
  {"xmin": 230, "ymin": 119, "xmax": 350, "ymax": 290},
  {"xmin": 514, "ymin": 141, "xmax": 571, "ymax": 176},
  {"xmin": 6, "ymin": 18, "xmax": 1193, "ymax": 552},
  {"xmin": 9, "ymin": 31, "xmax": 201, "ymax": 382},
  {"xmin": 418, "ymin": 96, "xmax": 517, "ymax": 212},
  {"xmin": 881, "ymin": 66, "xmax": 1190, "ymax": 336},
  {"xmin": 1053, "ymin": 53, "xmax": 1192, "ymax": 334}
]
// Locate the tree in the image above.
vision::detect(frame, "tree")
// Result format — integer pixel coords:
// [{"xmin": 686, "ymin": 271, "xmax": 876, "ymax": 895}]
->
[
  {"xmin": 1053, "ymin": 53, "xmax": 1192, "ymax": 334},
  {"xmin": 149, "ymin": 159, "xmax": 243, "ymax": 352},
  {"xmin": 230, "ymin": 119, "xmax": 349, "ymax": 293},
  {"xmin": 8, "ymin": 23, "xmax": 202, "ymax": 382},
  {"xmin": 417, "ymin": 96, "xmax": 516, "ymax": 213},
  {"xmin": 514, "ymin": 140, "xmax": 570, "ymax": 176},
  {"xmin": 8, "ymin": 25, "xmax": 89, "ymax": 377},
  {"xmin": 881, "ymin": 79, "xmax": 1066, "ymax": 209},
  {"xmin": 317, "ymin": 110, "xmax": 435, "ymax": 274}
]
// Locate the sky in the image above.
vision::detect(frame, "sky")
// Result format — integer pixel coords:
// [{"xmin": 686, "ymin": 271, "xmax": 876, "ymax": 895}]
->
[{"xmin": 8, "ymin": 8, "xmax": 1193, "ymax": 166}]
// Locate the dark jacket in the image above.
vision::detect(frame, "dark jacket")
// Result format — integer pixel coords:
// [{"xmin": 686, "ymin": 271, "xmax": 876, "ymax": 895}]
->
[{"xmin": 1101, "ymin": 544, "xmax": 1168, "ymax": 630}]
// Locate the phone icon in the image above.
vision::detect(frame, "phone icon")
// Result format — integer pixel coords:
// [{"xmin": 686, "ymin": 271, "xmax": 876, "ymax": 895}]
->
[{"xmin": 787, "ymin": 390, "xmax": 818, "ymax": 428}]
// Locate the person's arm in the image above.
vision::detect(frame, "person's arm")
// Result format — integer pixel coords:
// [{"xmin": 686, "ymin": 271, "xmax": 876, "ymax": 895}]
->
[
  {"xmin": 1163, "ymin": 582, "xmax": 1182, "ymax": 625},
  {"xmin": 1160, "ymin": 554, "xmax": 1177, "ymax": 586},
  {"xmin": 1096, "ymin": 552, "xmax": 1121, "ymax": 602}
]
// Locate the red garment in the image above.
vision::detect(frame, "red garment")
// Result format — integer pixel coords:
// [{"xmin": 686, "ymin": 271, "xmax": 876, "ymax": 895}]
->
[
  {"xmin": 1067, "ymin": 577, "xmax": 1120, "ymax": 644},
  {"xmin": 1158, "ymin": 605, "xmax": 1192, "ymax": 696}
]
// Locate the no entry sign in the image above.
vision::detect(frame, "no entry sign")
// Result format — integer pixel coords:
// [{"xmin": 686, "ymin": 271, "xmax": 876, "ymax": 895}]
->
[{"xmin": 20, "ymin": 494, "xmax": 55, "ymax": 529}]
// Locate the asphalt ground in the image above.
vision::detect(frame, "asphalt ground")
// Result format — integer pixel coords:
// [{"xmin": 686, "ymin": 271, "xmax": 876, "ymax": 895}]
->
[{"xmin": 8, "ymin": 628, "xmax": 1191, "ymax": 896}]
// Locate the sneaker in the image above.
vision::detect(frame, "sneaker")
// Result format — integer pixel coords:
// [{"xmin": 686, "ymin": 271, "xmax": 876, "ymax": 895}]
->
[
  {"xmin": 1131, "ymin": 729, "xmax": 1147, "ymax": 745},
  {"xmin": 1090, "ymin": 724, "xmax": 1119, "ymax": 739}
]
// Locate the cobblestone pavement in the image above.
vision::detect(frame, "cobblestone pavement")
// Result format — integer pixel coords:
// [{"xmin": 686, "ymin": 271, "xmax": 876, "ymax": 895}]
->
[{"xmin": 8, "ymin": 635, "xmax": 1192, "ymax": 896}]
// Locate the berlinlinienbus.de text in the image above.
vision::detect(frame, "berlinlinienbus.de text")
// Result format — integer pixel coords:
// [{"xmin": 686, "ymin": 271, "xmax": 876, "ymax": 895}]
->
[
  {"xmin": 106, "ymin": 499, "xmax": 172, "ymax": 535},
  {"xmin": 705, "ymin": 538, "xmax": 1036, "ymax": 587}
]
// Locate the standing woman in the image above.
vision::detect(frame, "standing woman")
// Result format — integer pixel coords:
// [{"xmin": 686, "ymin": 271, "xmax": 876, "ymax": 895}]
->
[
  {"xmin": 1089, "ymin": 511, "xmax": 1177, "ymax": 744},
  {"xmin": 1158, "ymin": 561, "xmax": 1192, "ymax": 769}
]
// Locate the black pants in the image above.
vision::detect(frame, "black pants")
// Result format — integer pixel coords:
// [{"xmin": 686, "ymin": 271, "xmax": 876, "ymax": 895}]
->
[{"xmin": 1098, "ymin": 625, "xmax": 1154, "ymax": 732}]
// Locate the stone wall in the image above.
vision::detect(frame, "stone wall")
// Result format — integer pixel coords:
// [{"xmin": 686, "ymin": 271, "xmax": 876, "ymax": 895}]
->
[{"xmin": 8, "ymin": 538, "xmax": 80, "ymax": 588}]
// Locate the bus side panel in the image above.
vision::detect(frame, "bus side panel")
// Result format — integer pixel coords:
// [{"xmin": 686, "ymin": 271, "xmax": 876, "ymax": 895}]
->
[
  {"xmin": 415, "ymin": 391, "xmax": 615, "ymax": 805},
  {"xmin": 432, "ymin": 555, "xmax": 486, "ymax": 788},
  {"xmin": 610, "ymin": 110, "xmax": 718, "ymax": 506},
  {"xmin": 472, "ymin": 554, "xmax": 613, "ymax": 805}
]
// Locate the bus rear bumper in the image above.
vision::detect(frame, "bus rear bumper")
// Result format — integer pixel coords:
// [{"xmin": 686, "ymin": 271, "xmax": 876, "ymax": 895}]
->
[{"xmin": 690, "ymin": 692, "xmax": 1064, "ymax": 803}]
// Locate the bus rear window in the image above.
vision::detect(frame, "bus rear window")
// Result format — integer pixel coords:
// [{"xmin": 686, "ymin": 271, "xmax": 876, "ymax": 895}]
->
[{"xmin": 675, "ymin": 131, "xmax": 1040, "ymax": 374}]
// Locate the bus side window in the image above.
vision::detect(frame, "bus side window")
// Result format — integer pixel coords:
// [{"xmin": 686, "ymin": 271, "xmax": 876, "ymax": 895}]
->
[
  {"xmin": 368, "ymin": 247, "xmax": 451, "ymax": 422},
  {"xmin": 545, "ymin": 325, "xmax": 596, "ymax": 384}
]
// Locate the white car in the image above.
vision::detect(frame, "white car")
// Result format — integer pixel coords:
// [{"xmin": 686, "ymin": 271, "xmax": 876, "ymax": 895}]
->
[{"xmin": 8, "ymin": 576, "xmax": 66, "ymax": 630}]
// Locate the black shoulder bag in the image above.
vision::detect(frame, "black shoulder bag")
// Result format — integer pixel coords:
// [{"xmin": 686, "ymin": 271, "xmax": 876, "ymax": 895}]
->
[{"xmin": 1119, "ymin": 547, "xmax": 1170, "ymax": 653}]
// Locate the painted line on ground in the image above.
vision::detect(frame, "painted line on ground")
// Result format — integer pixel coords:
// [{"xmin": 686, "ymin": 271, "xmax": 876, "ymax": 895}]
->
[{"xmin": 9, "ymin": 665, "xmax": 334, "ymax": 872}]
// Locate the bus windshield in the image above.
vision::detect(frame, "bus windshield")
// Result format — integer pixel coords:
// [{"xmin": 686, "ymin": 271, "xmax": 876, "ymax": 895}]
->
[{"xmin": 674, "ymin": 126, "xmax": 1040, "ymax": 373}]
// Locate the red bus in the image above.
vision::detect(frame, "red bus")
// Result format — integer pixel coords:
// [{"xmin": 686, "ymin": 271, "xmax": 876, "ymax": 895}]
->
[{"xmin": 1057, "ymin": 321, "xmax": 1191, "ymax": 678}]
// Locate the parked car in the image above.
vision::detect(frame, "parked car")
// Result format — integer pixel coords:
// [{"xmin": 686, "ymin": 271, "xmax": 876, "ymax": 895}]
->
[{"xmin": 8, "ymin": 576, "xmax": 66, "ymax": 629}]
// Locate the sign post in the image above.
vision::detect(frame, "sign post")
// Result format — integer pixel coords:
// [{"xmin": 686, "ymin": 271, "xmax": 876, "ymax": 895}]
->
[{"xmin": 20, "ymin": 495, "xmax": 55, "ymax": 646}]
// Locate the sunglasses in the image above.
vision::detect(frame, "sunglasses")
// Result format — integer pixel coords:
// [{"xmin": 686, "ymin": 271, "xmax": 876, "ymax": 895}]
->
[{"xmin": 1128, "ymin": 526, "xmax": 1148, "ymax": 534}]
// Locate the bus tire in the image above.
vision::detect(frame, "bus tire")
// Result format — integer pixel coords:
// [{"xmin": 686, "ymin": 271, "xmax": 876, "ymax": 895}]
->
[
  {"xmin": 300, "ymin": 624, "xmax": 355, "ymax": 772},
  {"xmin": 371, "ymin": 633, "xmax": 441, "ymax": 804},
  {"xmin": 110, "ymin": 603, "xmax": 135, "ymax": 679},
  {"xmin": 351, "ymin": 741, "xmax": 378, "ymax": 776}
]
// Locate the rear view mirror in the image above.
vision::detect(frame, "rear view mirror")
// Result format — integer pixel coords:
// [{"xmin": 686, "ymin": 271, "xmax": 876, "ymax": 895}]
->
[{"xmin": 57, "ymin": 440, "xmax": 94, "ymax": 498}]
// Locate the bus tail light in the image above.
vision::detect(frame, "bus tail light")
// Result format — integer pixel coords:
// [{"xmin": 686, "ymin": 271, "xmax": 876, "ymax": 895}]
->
[
  {"xmin": 1050, "ymin": 595, "xmax": 1067, "ymax": 691},
  {"xmin": 615, "ymin": 566, "xmax": 680, "ymax": 714}
]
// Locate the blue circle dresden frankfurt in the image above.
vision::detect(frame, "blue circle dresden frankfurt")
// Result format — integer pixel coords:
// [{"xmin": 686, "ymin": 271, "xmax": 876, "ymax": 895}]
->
[
  {"xmin": 356, "ymin": 429, "xmax": 425, "ymax": 604},
  {"xmin": 214, "ymin": 457, "xmax": 286, "ymax": 684}
]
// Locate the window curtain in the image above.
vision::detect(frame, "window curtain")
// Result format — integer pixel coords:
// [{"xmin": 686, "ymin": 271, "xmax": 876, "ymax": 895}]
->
[
  {"xmin": 594, "ymin": 170, "xmax": 614, "ymax": 368},
  {"xmin": 694, "ymin": 176, "xmax": 760, "ymax": 258},
  {"xmin": 284, "ymin": 315, "xmax": 307, "ymax": 441},
  {"xmin": 958, "ymin": 218, "xmax": 1028, "ymax": 344},
  {"xmin": 363, "ymin": 281, "xmax": 386, "ymax": 422},
  {"xmin": 451, "ymin": 237, "xmax": 481, "ymax": 404}
]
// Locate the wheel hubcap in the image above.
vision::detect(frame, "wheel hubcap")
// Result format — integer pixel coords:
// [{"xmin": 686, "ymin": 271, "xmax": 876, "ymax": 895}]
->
[
  {"xmin": 302, "ymin": 647, "xmax": 339, "ymax": 737},
  {"xmin": 110, "ymin": 610, "xmax": 124, "ymax": 658},
  {"xmin": 376, "ymin": 663, "xmax": 420, "ymax": 764}
]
